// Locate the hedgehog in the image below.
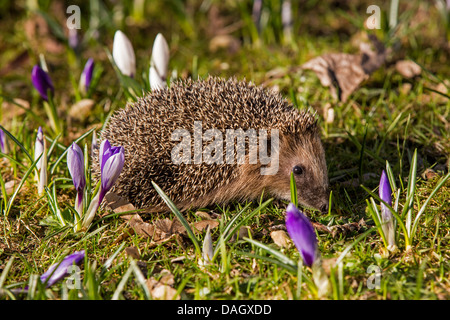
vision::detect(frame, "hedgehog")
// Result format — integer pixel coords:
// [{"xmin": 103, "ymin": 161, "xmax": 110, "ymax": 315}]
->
[{"xmin": 94, "ymin": 77, "xmax": 329, "ymax": 213}]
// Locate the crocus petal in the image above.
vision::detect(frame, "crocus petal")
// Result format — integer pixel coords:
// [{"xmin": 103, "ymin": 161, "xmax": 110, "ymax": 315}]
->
[
  {"xmin": 201, "ymin": 226, "xmax": 214, "ymax": 265},
  {"xmin": 34, "ymin": 126, "xmax": 44, "ymax": 165},
  {"xmin": 34, "ymin": 127, "xmax": 47, "ymax": 195},
  {"xmin": 149, "ymin": 66, "xmax": 167, "ymax": 91},
  {"xmin": 379, "ymin": 170, "xmax": 396, "ymax": 249},
  {"xmin": 151, "ymin": 33, "xmax": 169, "ymax": 80},
  {"xmin": 40, "ymin": 250, "xmax": 85, "ymax": 287},
  {"xmin": 112, "ymin": 30, "xmax": 136, "ymax": 77},
  {"xmin": 99, "ymin": 139, "xmax": 111, "ymax": 172},
  {"xmin": 68, "ymin": 28, "xmax": 79, "ymax": 51},
  {"xmin": 31, "ymin": 65, "xmax": 54, "ymax": 101},
  {"xmin": 80, "ymin": 58, "xmax": 95, "ymax": 93},
  {"xmin": 101, "ymin": 147, "xmax": 124, "ymax": 193},
  {"xmin": 0, "ymin": 129, "xmax": 6, "ymax": 153},
  {"xmin": 67, "ymin": 142, "xmax": 86, "ymax": 193},
  {"xmin": 285, "ymin": 203, "xmax": 318, "ymax": 267},
  {"xmin": 379, "ymin": 170, "xmax": 392, "ymax": 221}
]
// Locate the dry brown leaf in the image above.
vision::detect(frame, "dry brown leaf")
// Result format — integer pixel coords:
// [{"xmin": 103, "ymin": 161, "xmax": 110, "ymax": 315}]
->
[
  {"xmin": 104, "ymin": 192, "xmax": 157, "ymax": 239},
  {"xmin": 395, "ymin": 60, "xmax": 421, "ymax": 78},
  {"xmin": 125, "ymin": 246, "xmax": 140, "ymax": 260},
  {"xmin": 170, "ymin": 254, "xmax": 195, "ymax": 264},
  {"xmin": 24, "ymin": 14, "xmax": 65, "ymax": 54},
  {"xmin": 422, "ymin": 168, "xmax": 439, "ymax": 180},
  {"xmin": 302, "ymin": 34, "xmax": 387, "ymax": 102},
  {"xmin": 5, "ymin": 180, "xmax": 17, "ymax": 195},
  {"xmin": 159, "ymin": 269, "xmax": 175, "ymax": 286},
  {"xmin": 0, "ymin": 51, "xmax": 29, "ymax": 77},
  {"xmin": 154, "ymin": 218, "xmax": 186, "ymax": 236},
  {"xmin": 230, "ymin": 226, "xmax": 252, "ymax": 242},
  {"xmin": 195, "ymin": 211, "xmax": 213, "ymax": 220},
  {"xmin": 1, "ymin": 99, "xmax": 29, "ymax": 124},
  {"xmin": 150, "ymin": 284, "xmax": 178, "ymax": 300},
  {"xmin": 104, "ymin": 192, "xmax": 136, "ymax": 217},
  {"xmin": 192, "ymin": 220, "xmax": 219, "ymax": 232},
  {"xmin": 270, "ymin": 230, "xmax": 290, "ymax": 248},
  {"xmin": 68, "ymin": 99, "xmax": 95, "ymax": 122},
  {"xmin": 321, "ymin": 257, "xmax": 338, "ymax": 275},
  {"xmin": 311, "ymin": 222, "xmax": 331, "ymax": 234},
  {"xmin": 146, "ymin": 269, "xmax": 179, "ymax": 300},
  {"xmin": 329, "ymin": 218, "xmax": 367, "ymax": 238}
]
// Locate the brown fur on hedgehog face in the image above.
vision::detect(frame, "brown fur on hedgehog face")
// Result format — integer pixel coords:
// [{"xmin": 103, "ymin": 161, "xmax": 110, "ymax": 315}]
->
[
  {"xmin": 225, "ymin": 127, "xmax": 329, "ymax": 213},
  {"xmin": 266, "ymin": 129, "xmax": 329, "ymax": 212}
]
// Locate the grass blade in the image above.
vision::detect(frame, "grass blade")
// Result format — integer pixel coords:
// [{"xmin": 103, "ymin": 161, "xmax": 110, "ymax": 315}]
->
[
  {"xmin": 50, "ymin": 128, "xmax": 95, "ymax": 174},
  {"xmin": 290, "ymin": 172, "xmax": 298, "ymax": 207},
  {"xmin": 411, "ymin": 171, "xmax": 450, "ymax": 240},
  {"xmin": 0, "ymin": 125, "xmax": 33, "ymax": 161},
  {"xmin": 213, "ymin": 199, "xmax": 272, "ymax": 260},
  {"xmin": 366, "ymin": 198, "xmax": 387, "ymax": 248},
  {"xmin": 0, "ymin": 256, "xmax": 15, "ymax": 288},
  {"xmin": 5, "ymin": 153, "xmax": 42, "ymax": 217},
  {"xmin": 385, "ymin": 160, "xmax": 397, "ymax": 192},
  {"xmin": 404, "ymin": 149, "xmax": 418, "ymax": 238},
  {"xmin": 244, "ymin": 237, "xmax": 297, "ymax": 269},
  {"xmin": 111, "ymin": 263, "xmax": 134, "ymax": 300},
  {"xmin": 151, "ymin": 181, "xmax": 201, "ymax": 256}
]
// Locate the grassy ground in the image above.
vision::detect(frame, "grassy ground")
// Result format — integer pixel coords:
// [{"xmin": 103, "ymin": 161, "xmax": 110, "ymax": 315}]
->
[{"xmin": 0, "ymin": 0, "xmax": 449, "ymax": 300}]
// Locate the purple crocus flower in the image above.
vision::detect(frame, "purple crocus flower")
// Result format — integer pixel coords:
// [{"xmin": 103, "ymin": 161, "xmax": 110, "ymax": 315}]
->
[
  {"xmin": 80, "ymin": 58, "xmax": 94, "ymax": 93},
  {"xmin": 379, "ymin": 170, "xmax": 396, "ymax": 250},
  {"xmin": 81, "ymin": 140, "xmax": 124, "ymax": 230},
  {"xmin": 31, "ymin": 65, "xmax": 54, "ymax": 101},
  {"xmin": 379, "ymin": 170, "xmax": 392, "ymax": 220},
  {"xmin": 285, "ymin": 203, "xmax": 318, "ymax": 267},
  {"xmin": 68, "ymin": 28, "xmax": 79, "ymax": 52},
  {"xmin": 99, "ymin": 140, "xmax": 124, "ymax": 200},
  {"xmin": 0, "ymin": 129, "xmax": 6, "ymax": 153},
  {"xmin": 40, "ymin": 250, "xmax": 85, "ymax": 287},
  {"xmin": 67, "ymin": 142, "xmax": 86, "ymax": 213}
]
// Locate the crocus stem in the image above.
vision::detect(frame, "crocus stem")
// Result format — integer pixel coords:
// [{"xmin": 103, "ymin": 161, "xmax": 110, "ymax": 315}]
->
[
  {"xmin": 43, "ymin": 99, "xmax": 60, "ymax": 135},
  {"xmin": 73, "ymin": 192, "xmax": 83, "ymax": 231}
]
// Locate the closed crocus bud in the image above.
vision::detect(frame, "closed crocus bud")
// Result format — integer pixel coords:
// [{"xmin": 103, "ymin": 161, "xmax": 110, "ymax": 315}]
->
[
  {"xmin": 149, "ymin": 33, "xmax": 169, "ymax": 90},
  {"xmin": 79, "ymin": 58, "xmax": 95, "ymax": 94},
  {"xmin": 112, "ymin": 30, "xmax": 136, "ymax": 77},
  {"xmin": 40, "ymin": 250, "xmax": 85, "ymax": 287},
  {"xmin": 285, "ymin": 203, "xmax": 318, "ymax": 267},
  {"xmin": 199, "ymin": 226, "xmax": 214, "ymax": 267},
  {"xmin": 68, "ymin": 28, "xmax": 80, "ymax": 52},
  {"xmin": 0, "ymin": 129, "xmax": 7, "ymax": 154},
  {"xmin": 67, "ymin": 142, "xmax": 86, "ymax": 214},
  {"xmin": 379, "ymin": 170, "xmax": 396, "ymax": 251},
  {"xmin": 149, "ymin": 66, "xmax": 167, "ymax": 90},
  {"xmin": 34, "ymin": 127, "xmax": 47, "ymax": 196},
  {"xmin": 31, "ymin": 65, "xmax": 54, "ymax": 101}
]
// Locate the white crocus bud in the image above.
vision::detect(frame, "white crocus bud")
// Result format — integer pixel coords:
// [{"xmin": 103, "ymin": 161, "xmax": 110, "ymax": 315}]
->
[
  {"xmin": 112, "ymin": 30, "xmax": 136, "ymax": 77},
  {"xmin": 199, "ymin": 226, "xmax": 214, "ymax": 267},
  {"xmin": 149, "ymin": 66, "xmax": 167, "ymax": 91},
  {"xmin": 35, "ymin": 127, "xmax": 47, "ymax": 196},
  {"xmin": 149, "ymin": 33, "xmax": 169, "ymax": 90}
]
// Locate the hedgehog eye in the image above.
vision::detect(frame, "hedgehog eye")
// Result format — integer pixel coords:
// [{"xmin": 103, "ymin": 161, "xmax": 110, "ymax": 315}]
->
[{"xmin": 293, "ymin": 165, "xmax": 304, "ymax": 175}]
